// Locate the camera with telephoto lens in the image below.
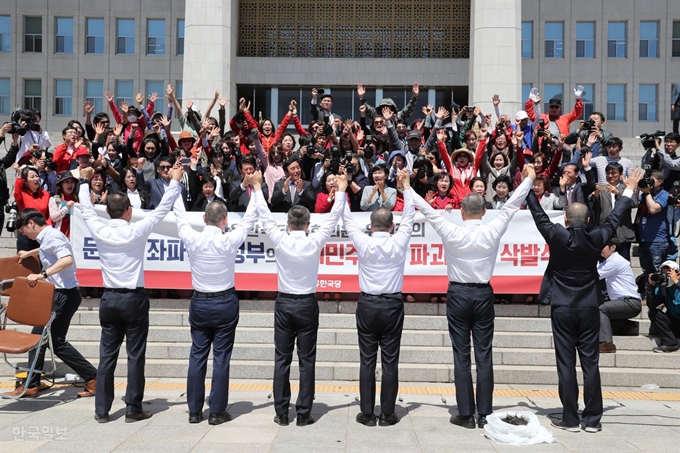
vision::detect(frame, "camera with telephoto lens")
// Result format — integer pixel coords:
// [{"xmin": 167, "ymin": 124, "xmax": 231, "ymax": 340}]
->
[
  {"xmin": 582, "ymin": 118, "xmax": 596, "ymax": 132},
  {"xmin": 329, "ymin": 146, "xmax": 341, "ymax": 174},
  {"xmin": 322, "ymin": 112, "xmax": 333, "ymax": 137},
  {"xmin": 638, "ymin": 164, "xmax": 654, "ymax": 189},
  {"xmin": 363, "ymin": 135, "xmax": 375, "ymax": 160},
  {"xmin": 5, "ymin": 202, "xmax": 17, "ymax": 233},
  {"xmin": 344, "ymin": 151, "xmax": 354, "ymax": 174},
  {"xmin": 639, "ymin": 130, "xmax": 666, "ymax": 150},
  {"xmin": 10, "ymin": 108, "xmax": 40, "ymax": 135},
  {"xmin": 415, "ymin": 155, "xmax": 427, "ymax": 180},
  {"xmin": 650, "ymin": 272, "xmax": 673, "ymax": 288},
  {"xmin": 668, "ymin": 181, "xmax": 680, "ymax": 206}
]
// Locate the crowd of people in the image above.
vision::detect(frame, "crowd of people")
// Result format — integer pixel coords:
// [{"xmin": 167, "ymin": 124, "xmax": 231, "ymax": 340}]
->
[{"xmin": 2, "ymin": 81, "xmax": 680, "ymax": 434}]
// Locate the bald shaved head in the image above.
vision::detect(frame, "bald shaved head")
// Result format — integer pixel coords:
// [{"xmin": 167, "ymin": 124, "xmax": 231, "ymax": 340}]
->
[
  {"xmin": 370, "ymin": 207, "xmax": 393, "ymax": 232},
  {"xmin": 565, "ymin": 202, "xmax": 588, "ymax": 225}
]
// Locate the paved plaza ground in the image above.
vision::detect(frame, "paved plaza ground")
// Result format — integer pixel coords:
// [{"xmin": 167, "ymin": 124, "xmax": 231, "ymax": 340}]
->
[{"xmin": 1, "ymin": 378, "xmax": 679, "ymax": 452}]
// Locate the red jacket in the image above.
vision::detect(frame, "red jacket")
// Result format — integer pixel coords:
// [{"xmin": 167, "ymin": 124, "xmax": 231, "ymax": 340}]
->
[
  {"xmin": 52, "ymin": 143, "xmax": 73, "ymax": 173},
  {"xmin": 260, "ymin": 114, "xmax": 307, "ymax": 154},
  {"xmin": 525, "ymin": 98, "xmax": 583, "ymax": 137},
  {"xmin": 108, "ymin": 100, "xmax": 155, "ymax": 155},
  {"xmin": 14, "ymin": 178, "xmax": 51, "ymax": 224}
]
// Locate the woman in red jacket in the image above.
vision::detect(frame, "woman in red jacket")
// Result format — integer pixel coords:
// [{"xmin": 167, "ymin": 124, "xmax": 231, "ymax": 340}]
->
[
  {"xmin": 14, "ymin": 166, "xmax": 51, "ymax": 251},
  {"xmin": 314, "ymin": 172, "xmax": 348, "ymax": 213},
  {"xmin": 425, "ymin": 172, "xmax": 460, "ymax": 210}
]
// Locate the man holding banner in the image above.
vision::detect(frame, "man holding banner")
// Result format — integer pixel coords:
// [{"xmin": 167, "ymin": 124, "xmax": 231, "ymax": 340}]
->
[
  {"xmin": 78, "ymin": 165, "xmax": 183, "ymax": 423},
  {"xmin": 253, "ymin": 174, "xmax": 348, "ymax": 427},
  {"xmin": 412, "ymin": 165, "xmax": 536, "ymax": 430},
  {"xmin": 342, "ymin": 169, "xmax": 414, "ymax": 427},
  {"xmin": 173, "ymin": 171, "xmax": 262, "ymax": 425}
]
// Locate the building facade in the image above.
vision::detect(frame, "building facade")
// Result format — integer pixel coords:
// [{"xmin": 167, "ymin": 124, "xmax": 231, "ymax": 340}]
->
[{"xmin": 0, "ymin": 0, "xmax": 679, "ymax": 138}]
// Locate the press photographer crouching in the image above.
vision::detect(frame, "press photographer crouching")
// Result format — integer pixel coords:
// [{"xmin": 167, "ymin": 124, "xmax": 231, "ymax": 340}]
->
[{"xmin": 646, "ymin": 260, "xmax": 680, "ymax": 353}]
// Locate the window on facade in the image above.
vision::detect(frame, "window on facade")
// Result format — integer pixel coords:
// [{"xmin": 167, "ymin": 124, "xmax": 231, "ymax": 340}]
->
[
  {"xmin": 522, "ymin": 84, "xmax": 532, "ymax": 103},
  {"xmin": 521, "ymin": 22, "xmax": 532, "ymax": 58},
  {"xmin": 55, "ymin": 80, "xmax": 73, "ymax": 116},
  {"xmin": 175, "ymin": 80, "xmax": 183, "ymax": 113},
  {"xmin": 55, "ymin": 17, "xmax": 73, "ymax": 53},
  {"xmin": 607, "ymin": 84, "xmax": 626, "ymax": 121},
  {"xmin": 577, "ymin": 84, "xmax": 595, "ymax": 119},
  {"xmin": 543, "ymin": 84, "xmax": 563, "ymax": 112},
  {"xmin": 146, "ymin": 80, "xmax": 165, "ymax": 113},
  {"xmin": 545, "ymin": 22, "xmax": 563, "ymax": 58},
  {"xmin": 639, "ymin": 21, "xmax": 658, "ymax": 58},
  {"xmin": 86, "ymin": 18, "xmax": 105, "ymax": 54},
  {"xmin": 177, "ymin": 19, "xmax": 185, "ymax": 55},
  {"xmin": 0, "ymin": 16, "xmax": 10, "ymax": 52},
  {"xmin": 576, "ymin": 22, "xmax": 595, "ymax": 58},
  {"xmin": 607, "ymin": 22, "xmax": 627, "ymax": 58},
  {"xmin": 115, "ymin": 80, "xmax": 134, "ymax": 106},
  {"xmin": 85, "ymin": 80, "xmax": 103, "ymax": 114},
  {"xmin": 147, "ymin": 19, "xmax": 165, "ymax": 55},
  {"xmin": 116, "ymin": 19, "xmax": 135, "ymax": 55},
  {"xmin": 639, "ymin": 84, "xmax": 657, "ymax": 121},
  {"xmin": 24, "ymin": 17, "xmax": 42, "ymax": 53},
  {"xmin": 0, "ymin": 78, "xmax": 9, "ymax": 114},
  {"xmin": 672, "ymin": 21, "xmax": 680, "ymax": 57},
  {"xmin": 24, "ymin": 79, "xmax": 41, "ymax": 111}
]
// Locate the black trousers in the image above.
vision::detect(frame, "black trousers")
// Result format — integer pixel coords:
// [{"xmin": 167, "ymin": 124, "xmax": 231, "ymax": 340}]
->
[
  {"xmin": 446, "ymin": 282, "xmax": 494, "ymax": 417},
  {"xmin": 95, "ymin": 288, "xmax": 149, "ymax": 415},
  {"xmin": 599, "ymin": 297, "xmax": 641, "ymax": 344},
  {"xmin": 273, "ymin": 295, "xmax": 319, "ymax": 419},
  {"xmin": 551, "ymin": 306, "xmax": 602, "ymax": 427},
  {"xmin": 356, "ymin": 293, "xmax": 404, "ymax": 416},
  {"xmin": 648, "ymin": 304, "xmax": 680, "ymax": 346},
  {"xmin": 27, "ymin": 287, "xmax": 97, "ymax": 388},
  {"xmin": 187, "ymin": 291, "xmax": 239, "ymax": 414}
]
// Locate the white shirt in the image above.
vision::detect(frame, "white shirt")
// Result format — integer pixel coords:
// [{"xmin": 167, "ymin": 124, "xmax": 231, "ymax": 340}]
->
[
  {"xmin": 413, "ymin": 177, "xmax": 534, "ymax": 283},
  {"xmin": 36, "ymin": 226, "xmax": 78, "ymax": 289},
  {"xmin": 127, "ymin": 189, "xmax": 142, "ymax": 209},
  {"xmin": 343, "ymin": 189, "xmax": 415, "ymax": 294},
  {"xmin": 173, "ymin": 193, "xmax": 258, "ymax": 293},
  {"xmin": 254, "ymin": 189, "xmax": 345, "ymax": 294},
  {"xmin": 78, "ymin": 179, "xmax": 180, "ymax": 289},
  {"xmin": 597, "ymin": 251, "xmax": 640, "ymax": 300}
]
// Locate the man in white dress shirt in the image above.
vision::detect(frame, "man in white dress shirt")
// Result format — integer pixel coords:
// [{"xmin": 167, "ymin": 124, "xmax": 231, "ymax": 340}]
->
[
  {"xmin": 78, "ymin": 165, "xmax": 182, "ymax": 423},
  {"xmin": 342, "ymin": 169, "xmax": 415, "ymax": 427},
  {"xmin": 253, "ymin": 175, "xmax": 348, "ymax": 427},
  {"xmin": 173, "ymin": 171, "xmax": 261, "ymax": 425},
  {"xmin": 412, "ymin": 165, "xmax": 536, "ymax": 429},
  {"xmin": 597, "ymin": 237, "xmax": 642, "ymax": 353}
]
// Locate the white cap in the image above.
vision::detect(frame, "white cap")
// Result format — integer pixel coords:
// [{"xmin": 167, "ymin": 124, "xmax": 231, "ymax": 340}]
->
[
  {"xmin": 660, "ymin": 260, "xmax": 679, "ymax": 271},
  {"xmin": 515, "ymin": 111, "xmax": 529, "ymax": 121}
]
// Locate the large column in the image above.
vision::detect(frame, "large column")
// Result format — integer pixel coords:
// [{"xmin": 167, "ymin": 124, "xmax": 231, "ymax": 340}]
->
[
  {"xmin": 468, "ymin": 0, "xmax": 522, "ymax": 119},
  {"xmin": 182, "ymin": 0, "xmax": 238, "ymax": 117}
]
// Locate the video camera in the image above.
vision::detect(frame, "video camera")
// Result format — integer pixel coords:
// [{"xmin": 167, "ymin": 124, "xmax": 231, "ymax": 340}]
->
[
  {"xmin": 639, "ymin": 130, "xmax": 665, "ymax": 150},
  {"xmin": 10, "ymin": 108, "xmax": 40, "ymax": 135},
  {"xmin": 649, "ymin": 272, "xmax": 673, "ymax": 288}
]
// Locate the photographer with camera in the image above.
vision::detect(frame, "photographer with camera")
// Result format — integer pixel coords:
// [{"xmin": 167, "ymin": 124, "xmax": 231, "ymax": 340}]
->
[
  {"xmin": 641, "ymin": 133, "xmax": 680, "ymax": 192},
  {"xmin": 565, "ymin": 112, "xmax": 613, "ymax": 157},
  {"xmin": 636, "ymin": 169, "xmax": 670, "ymax": 279},
  {"xmin": 342, "ymin": 153, "xmax": 368, "ymax": 211},
  {"xmin": 10, "ymin": 109, "xmax": 52, "ymax": 163},
  {"xmin": 646, "ymin": 261, "xmax": 680, "ymax": 353},
  {"xmin": 0, "ymin": 123, "xmax": 20, "ymax": 235}
]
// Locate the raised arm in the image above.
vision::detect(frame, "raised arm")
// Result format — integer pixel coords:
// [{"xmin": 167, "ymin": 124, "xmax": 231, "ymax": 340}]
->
[
  {"xmin": 135, "ymin": 169, "xmax": 182, "ymax": 237},
  {"xmin": 253, "ymin": 180, "xmax": 284, "ymax": 246},
  {"xmin": 77, "ymin": 168, "xmax": 108, "ymax": 237},
  {"xmin": 394, "ymin": 171, "xmax": 415, "ymax": 249},
  {"xmin": 312, "ymin": 177, "xmax": 347, "ymax": 246},
  {"xmin": 488, "ymin": 171, "xmax": 535, "ymax": 236},
  {"xmin": 228, "ymin": 171, "xmax": 261, "ymax": 249},
  {"xmin": 172, "ymin": 194, "xmax": 197, "ymax": 244},
  {"xmin": 412, "ymin": 190, "xmax": 461, "ymax": 242}
]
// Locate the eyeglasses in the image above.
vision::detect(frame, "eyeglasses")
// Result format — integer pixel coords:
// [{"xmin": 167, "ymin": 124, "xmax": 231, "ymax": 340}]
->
[
  {"xmin": 549, "ymin": 106, "xmax": 560, "ymax": 109},
  {"xmin": 144, "ymin": 147, "xmax": 156, "ymax": 151},
  {"xmin": 373, "ymin": 121, "xmax": 385, "ymax": 125},
  {"xmin": 158, "ymin": 165, "xmax": 172, "ymax": 170}
]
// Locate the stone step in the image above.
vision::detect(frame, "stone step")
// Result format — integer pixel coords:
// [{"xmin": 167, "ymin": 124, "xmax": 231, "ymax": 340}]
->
[
  {"xmin": 0, "ymin": 235, "xmax": 16, "ymax": 249},
  {"xmin": 2, "ymin": 359, "xmax": 677, "ymax": 388}
]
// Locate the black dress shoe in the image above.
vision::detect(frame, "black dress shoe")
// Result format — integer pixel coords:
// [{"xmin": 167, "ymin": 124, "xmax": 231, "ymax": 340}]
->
[
  {"xmin": 450, "ymin": 414, "xmax": 475, "ymax": 429},
  {"xmin": 379, "ymin": 413, "xmax": 399, "ymax": 426},
  {"xmin": 188, "ymin": 412, "xmax": 203, "ymax": 424},
  {"xmin": 94, "ymin": 413, "xmax": 109, "ymax": 423},
  {"xmin": 356, "ymin": 412, "xmax": 377, "ymax": 426},
  {"xmin": 477, "ymin": 415, "xmax": 488, "ymax": 428},
  {"xmin": 125, "ymin": 410, "xmax": 152, "ymax": 423},
  {"xmin": 274, "ymin": 414, "xmax": 289, "ymax": 426},
  {"xmin": 296, "ymin": 415, "xmax": 315, "ymax": 426},
  {"xmin": 208, "ymin": 412, "xmax": 232, "ymax": 425}
]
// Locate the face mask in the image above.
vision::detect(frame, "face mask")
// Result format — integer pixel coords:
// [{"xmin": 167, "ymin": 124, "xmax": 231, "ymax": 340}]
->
[{"xmin": 128, "ymin": 115, "xmax": 138, "ymax": 123}]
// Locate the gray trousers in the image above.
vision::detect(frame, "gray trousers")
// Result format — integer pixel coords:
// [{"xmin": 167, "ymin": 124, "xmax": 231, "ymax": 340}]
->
[{"xmin": 599, "ymin": 297, "xmax": 642, "ymax": 343}]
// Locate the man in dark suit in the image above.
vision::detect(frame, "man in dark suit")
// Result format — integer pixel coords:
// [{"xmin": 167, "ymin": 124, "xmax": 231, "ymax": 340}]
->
[
  {"xmin": 136, "ymin": 156, "xmax": 186, "ymax": 209},
  {"xmin": 228, "ymin": 155, "xmax": 269, "ymax": 211},
  {"xmin": 526, "ymin": 166, "xmax": 642, "ymax": 433},
  {"xmin": 271, "ymin": 158, "xmax": 315, "ymax": 212}
]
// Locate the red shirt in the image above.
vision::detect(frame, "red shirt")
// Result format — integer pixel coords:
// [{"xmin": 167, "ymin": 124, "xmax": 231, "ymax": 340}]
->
[{"xmin": 14, "ymin": 178, "xmax": 52, "ymax": 225}]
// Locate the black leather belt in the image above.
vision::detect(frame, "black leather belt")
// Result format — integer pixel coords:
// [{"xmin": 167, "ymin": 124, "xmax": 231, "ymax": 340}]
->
[
  {"xmin": 105, "ymin": 287, "xmax": 145, "ymax": 293},
  {"xmin": 193, "ymin": 288, "xmax": 235, "ymax": 298},
  {"xmin": 449, "ymin": 281, "xmax": 490, "ymax": 288},
  {"xmin": 278, "ymin": 292, "xmax": 315, "ymax": 300},
  {"xmin": 360, "ymin": 291, "xmax": 403, "ymax": 299}
]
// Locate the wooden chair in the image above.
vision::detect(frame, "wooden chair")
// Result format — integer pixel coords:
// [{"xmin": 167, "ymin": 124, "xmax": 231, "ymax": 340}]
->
[{"xmin": 0, "ymin": 277, "xmax": 56, "ymax": 399}]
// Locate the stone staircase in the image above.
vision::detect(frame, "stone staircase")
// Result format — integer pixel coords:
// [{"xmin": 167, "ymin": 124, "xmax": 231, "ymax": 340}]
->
[{"xmin": 1, "ymin": 299, "xmax": 679, "ymax": 388}]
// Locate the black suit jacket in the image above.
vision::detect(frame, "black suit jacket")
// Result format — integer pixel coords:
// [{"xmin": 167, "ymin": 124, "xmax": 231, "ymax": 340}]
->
[
  {"xmin": 271, "ymin": 179, "xmax": 315, "ymax": 212},
  {"xmin": 526, "ymin": 190, "xmax": 632, "ymax": 308},
  {"xmin": 137, "ymin": 174, "xmax": 187, "ymax": 210},
  {"xmin": 228, "ymin": 180, "xmax": 269, "ymax": 212},
  {"xmin": 552, "ymin": 167, "xmax": 597, "ymax": 227}
]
